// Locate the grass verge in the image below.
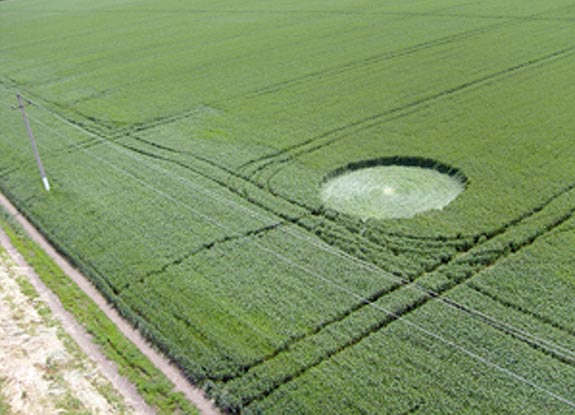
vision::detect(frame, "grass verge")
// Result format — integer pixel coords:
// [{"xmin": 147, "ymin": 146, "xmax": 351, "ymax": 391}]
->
[
  {"xmin": 0, "ymin": 379, "xmax": 10, "ymax": 415},
  {"xmin": 0, "ymin": 207, "xmax": 200, "ymax": 415}
]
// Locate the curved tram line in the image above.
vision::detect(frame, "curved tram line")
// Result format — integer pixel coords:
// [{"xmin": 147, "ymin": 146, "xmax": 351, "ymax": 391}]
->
[{"xmin": 3, "ymin": 95, "xmax": 575, "ymax": 411}]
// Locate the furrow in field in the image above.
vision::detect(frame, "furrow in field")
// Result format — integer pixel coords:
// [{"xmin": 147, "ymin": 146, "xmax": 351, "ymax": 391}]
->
[
  {"xmin": 246, "ymin": 21, "xmax": 508, "ymax": 98},
  {"xmin": 4, "ymin": 70, "xmax": 572, "ymax": 410},
  {"xmin": 120, "ymin": 221, "xmax": 289, "ymax": 293},
  {"xmin": 211, "ymin": 187, "xmax": 575, "ymax": 410},
  {"xmin": 468, "ymin": 282, "xmax": 575, "ymax": 339},
  {"xmin": 115, "ymin": 135, "xmax": 461, "ymax": 281},
  {"xmin": 243, "ymin": 44, "xmax": 575, "ymax": 182}
]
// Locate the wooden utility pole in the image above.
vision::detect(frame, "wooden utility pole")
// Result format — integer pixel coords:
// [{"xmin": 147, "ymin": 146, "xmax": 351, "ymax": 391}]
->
[{"xmin": 16, "ymin": 93, "xmax": 50, "ymax": 191}]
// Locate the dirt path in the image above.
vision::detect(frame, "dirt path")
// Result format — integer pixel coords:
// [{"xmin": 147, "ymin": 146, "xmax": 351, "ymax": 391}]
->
[
  {"xmin": 0, "ymin": 240, "xmax": 148, "ymax": 414},
  {"xmin": 0, "ymin": 192, "xmax": 221, "ymax": 415}
]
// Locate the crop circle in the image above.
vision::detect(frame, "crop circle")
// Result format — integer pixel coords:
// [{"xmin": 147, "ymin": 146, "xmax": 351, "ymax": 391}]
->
[{"xmin": 321, "ymin": 157, "xmax": 466, "ymax": 220}]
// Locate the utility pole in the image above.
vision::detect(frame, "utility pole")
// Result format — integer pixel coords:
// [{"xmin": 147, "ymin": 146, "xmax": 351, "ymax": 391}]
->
[{"xmin": 16, "ymin": 93, "xmax": 51, "ymax": 191}]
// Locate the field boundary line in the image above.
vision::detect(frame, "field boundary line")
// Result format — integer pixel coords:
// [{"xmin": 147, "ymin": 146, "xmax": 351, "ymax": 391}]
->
[
  {"xmin": 19, "ymin": 96, "xmax": 575, "ymax": 379},
  {"xmin": 242, "ymin": 43, "xmax": 575, "ymax": 181},
  {"xmin": 236, "ymin": 235, "xmax": 575, "ymax": 411},
  {"xmin": 0, "ymin": 226, "xmax": 156, "ymax": 415},
  {"xmin": 7, "ymin": 93, "xmax": 575, "ymax": 411},
  {"xmin": 223, "ymin": 203, "xmax": 575, "ymax": 409},
  {"xmin": 0, "ymin": 191, "xmax": 221, "ymax": 415}
]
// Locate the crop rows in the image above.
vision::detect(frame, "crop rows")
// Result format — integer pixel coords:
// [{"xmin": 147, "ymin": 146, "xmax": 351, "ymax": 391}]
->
[
  {"xmin": 207, "ymin": 182, "xmax": 575, "ymax": 411},
  {"xmin": 3, "ymin": 80, "xmax": 573, "ymax": 412},
  {"xmin": 2, "ymin": 1, "xmax": 575, "ymax": 413}
]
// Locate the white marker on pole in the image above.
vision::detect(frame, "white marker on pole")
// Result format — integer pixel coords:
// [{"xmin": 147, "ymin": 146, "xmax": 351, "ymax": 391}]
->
[{"xmin": 16, "ymin": 93, "xmax": 51, "ymax": 191}]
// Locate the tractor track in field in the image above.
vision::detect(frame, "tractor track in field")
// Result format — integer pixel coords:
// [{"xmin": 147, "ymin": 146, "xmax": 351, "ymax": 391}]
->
[
  {"xmin": 230, "ymin": 3, "xmax": 575, "ymax": 110},
  {"xmin": 221, "ymin": 183, "xmax": 575, "ymax": 388},
  {"xmin": 217, "ymin": 191, "xmax": 575, "ymax": 410},
  {"xmin": 67, "ymin": 113, "xmax": 575, "ymax": 311},
  {"xmin": 235, "ymin": 23, "xmax": 508, "ymax": 175},
  {"xmin": 0, "ymin": 92, "xmax": 480, "ymax": 245},
  {"xmin": 240, "ymin": 43, "xmax": 575, "ymax": 185},
  {"xmin": 120, "ymin": 133, "xmax": 473, "ymax": 246},
  {"xmin": 110, "ymin": 136, "xmax": 465, "ymax": 282},
  {"xmin": 0, "ymin": 192, "xmax": 221, "ymax": 415},
  {"xmin": 245, "ymin": 19, "xmax": 510, "ymax": 98},
  {"xmin": 51, "ymin": 4, "xmax": 564, "ymax": 166},
  {"xmin": 118, "ymin": 219, "xmax": 292, "ymax": 294},
  {"xmin": 468, "ymin": 281, "xmax": 575, "ymax": 339},
  {"xmin": 6, "ymin": 60, "xmax": 574, "ymax": 412},
  {"xmin": 40, "ymin": 13, "xmax": 509, "ymax": 148},
  {"xmin": 9, "ymin": 106, "xmax": 575, "ymax": 408}
]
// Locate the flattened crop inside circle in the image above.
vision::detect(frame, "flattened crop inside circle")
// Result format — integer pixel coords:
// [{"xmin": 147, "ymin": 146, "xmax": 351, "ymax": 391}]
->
[{"xmin": 321, "ymin": 157, "xmax": 466, "ymax": 220}]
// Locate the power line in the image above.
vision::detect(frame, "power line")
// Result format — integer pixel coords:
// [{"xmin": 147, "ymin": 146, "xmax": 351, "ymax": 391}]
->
[
  {"xmin": 75, "ymin": 110, "xmax": 575, "ymax": 362},
  {"xmin": 4, "ymin": 96, "xmax": 575, "ymax": 409}
]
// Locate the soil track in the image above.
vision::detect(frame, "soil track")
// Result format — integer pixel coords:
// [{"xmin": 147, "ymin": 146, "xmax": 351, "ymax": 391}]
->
[
  {"xmin": 0, "ymin": 191, "xmax": 220, "ymax": 415},
  {"xmin": 0, "ymin": 242, "xmax": 146, "ymax": 414}
]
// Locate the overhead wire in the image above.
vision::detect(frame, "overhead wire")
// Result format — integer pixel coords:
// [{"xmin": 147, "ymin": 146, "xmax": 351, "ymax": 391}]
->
[
  {"xmin": 2, "ymin": 96, "xmax": 575, "ymax": 408},
  {"xmin": 14, "ymin": 97, "xmax": 575, "ymax": 400},
  {"xmin": 33, "ymin": 100, "xmax": 575, "ymax": 364}
]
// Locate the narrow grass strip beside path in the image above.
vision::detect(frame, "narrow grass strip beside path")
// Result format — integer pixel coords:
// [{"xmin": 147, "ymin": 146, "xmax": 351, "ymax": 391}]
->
[
  {"xmin": 0, "ymin": 227, "xmax": 156, "ymax": 415},
  {"xmin": 0, "ymin": 191, "xmax": 219, "ymax": 415}
]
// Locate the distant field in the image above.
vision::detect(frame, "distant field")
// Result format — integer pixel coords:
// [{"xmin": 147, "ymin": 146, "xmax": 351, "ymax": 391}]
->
[{"xmin": 1, "ymin": 0, "xmax": 575, "ymax": 413}]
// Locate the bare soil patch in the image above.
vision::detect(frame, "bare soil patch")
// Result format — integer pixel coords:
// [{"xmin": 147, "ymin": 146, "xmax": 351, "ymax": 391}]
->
[
  {"xmin": 0, "ymin": 191, "xmax": 220, "ymax": 415},
  {"xmin": 0, "ymin": 250, "xmax": 138, "ymax": 415}
]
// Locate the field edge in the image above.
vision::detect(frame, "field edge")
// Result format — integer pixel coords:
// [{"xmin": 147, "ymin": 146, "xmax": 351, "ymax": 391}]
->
[{"xmin": 0, "ymin": 191, "xmax": 210, "ymax": 415}]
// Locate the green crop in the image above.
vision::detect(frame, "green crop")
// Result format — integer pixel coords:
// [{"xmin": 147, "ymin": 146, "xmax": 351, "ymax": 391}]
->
[{"xmin": 1, "ymin": 0, "xmax": 574, "ymax": 413}]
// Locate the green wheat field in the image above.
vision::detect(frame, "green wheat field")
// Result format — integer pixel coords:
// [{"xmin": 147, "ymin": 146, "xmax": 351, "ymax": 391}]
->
[{"xmin": 1, "ymin": 1, "xmax": 575, "ymax": 413}]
